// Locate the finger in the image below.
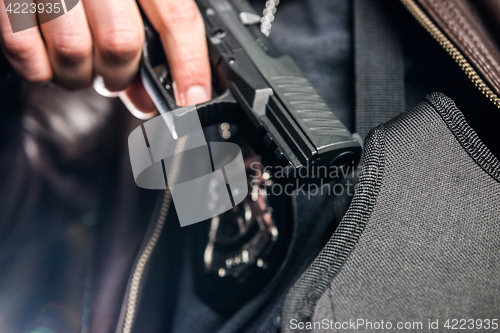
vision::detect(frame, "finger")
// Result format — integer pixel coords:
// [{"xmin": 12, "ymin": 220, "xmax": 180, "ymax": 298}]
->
[
  {"xmin": 121, "ymin": 74, "xmax": 158, "ymax": 119},
  {"xmin": 39, "ymin": 1, "xmax": 93, "ymax": 90},
  {"xmin": 83, "ymin": 0, "xmax": 144, "ymax": 92},
  {"xmin": 0, "ymin": 0, "xmax": 52, "ymax": 83},
  {"xmin": 138, "ymin": 0, "xmax": 211, "ymax": 106}
]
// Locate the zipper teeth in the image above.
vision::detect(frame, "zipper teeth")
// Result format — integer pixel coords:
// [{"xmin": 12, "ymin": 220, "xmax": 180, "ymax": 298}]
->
[
  {"xmin": 401, "ymin": 0, "xmax": 500, "ymax": 108},
  {"xmin": 122, "ymin": 137, "xmax": 187, "ymax": 333},
  {"xmin": 121, "ymin": 190, "xmax": 170, "ymax": 333}
]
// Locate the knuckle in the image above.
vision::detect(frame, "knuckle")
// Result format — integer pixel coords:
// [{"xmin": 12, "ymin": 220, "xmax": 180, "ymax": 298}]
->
[
  {"xmin": 98, "ymin": 27, "xmax": 143, "ymax": 63},
  {"xmin": 175, "ymin": 54, "xmax": 209, "ymax": 83},
  {"xmin": 24, "ymin": 66, "xmax": 52, "ymax": 83},
  {"xmin": 52, "ymin": 33, "xmax": 92, "ymax": 64},
  {"xmin": 179, "ymin": 52, "xmax": 207, "ymax": 71},
  {"xmin": 165, "ymin": 1, "xmax": 200, "ymax": 26},
  {"xmin": 1, "ymin": 34, "xmax": 52, "ymax": 82},
  {"xmin": 2, "ymin": 34, "xmax": 39, "ymax": 60}
]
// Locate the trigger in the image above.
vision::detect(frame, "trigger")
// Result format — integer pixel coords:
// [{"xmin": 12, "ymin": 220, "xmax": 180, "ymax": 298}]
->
[{"xmin": 152, "ymin": 64, "xmax": 178, "ymax": 111}]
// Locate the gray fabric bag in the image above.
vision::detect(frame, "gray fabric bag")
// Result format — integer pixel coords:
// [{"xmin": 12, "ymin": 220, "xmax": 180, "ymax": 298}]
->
[{"xmin": 282, "ymin": 92, "xmax": 500, "ymax": 332}]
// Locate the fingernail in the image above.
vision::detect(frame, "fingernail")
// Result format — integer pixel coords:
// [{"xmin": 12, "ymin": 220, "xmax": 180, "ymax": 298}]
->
[
  {"xmin": 119, "ymin": 92, "xmax": 158, "ymax": 120},
  {"xmin": 93, "ymin": 76, "xmax": 120, "ymax": 97},
  {"xmin": 184, "ymin": 85, "xmax": 210, "ymax": 106}
]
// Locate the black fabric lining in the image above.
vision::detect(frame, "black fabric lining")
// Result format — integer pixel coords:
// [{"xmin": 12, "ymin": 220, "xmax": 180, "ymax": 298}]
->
[
  {"xmin": 282, "ymin": 123, "xmax": 387, "ymax": 328},
  {"xmin": 427, "ymin": 92, "xmax": 500, "ymax": 183}
]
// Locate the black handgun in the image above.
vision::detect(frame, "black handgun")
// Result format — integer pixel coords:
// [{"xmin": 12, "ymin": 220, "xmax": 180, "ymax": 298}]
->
[{"xmin": 140, "ymin": 0, "xmax": 361, "ymax": 184}]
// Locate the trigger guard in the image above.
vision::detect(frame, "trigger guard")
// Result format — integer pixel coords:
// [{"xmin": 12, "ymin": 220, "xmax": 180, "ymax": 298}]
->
[{"xmin": 196, "ymin": 90, "xmax": 243, "ymax": 128}]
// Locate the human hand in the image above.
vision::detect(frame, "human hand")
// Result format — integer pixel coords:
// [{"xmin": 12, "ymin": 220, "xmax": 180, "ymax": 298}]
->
[{"xmin": 0, "ymin": 0, "xmax": 211, "ymax": 114}]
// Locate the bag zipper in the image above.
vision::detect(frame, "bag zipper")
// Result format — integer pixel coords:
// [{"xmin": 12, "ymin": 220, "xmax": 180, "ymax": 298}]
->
[
  {"xmin": 119, "ymin": 137, "xmax": 187, "ymax": 333},
  {"xmin": 120, "ymin": 189, "xmax": 171, "ymax": 333},
  {"xmin": 400, "ymin": 0, "xmax": 500, "ymax": 108}
]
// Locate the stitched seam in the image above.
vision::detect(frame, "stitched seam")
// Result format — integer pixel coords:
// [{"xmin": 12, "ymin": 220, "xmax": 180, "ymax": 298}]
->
[
  {"xmin": 441, "ymin": 0, "xmax": 500, "ymax": 81},
  {"xmin": 283, "ymin": 124, "xmax": 386, "ymax": 329},
  {"xmin": 426, "ymin": 92, "xmax": 500, "ymax": 183},
  {"xmin": 306, "ymin": 127, "xmax": 386, "ymax": 317},
  {"xmin": 428, "ymin": 0, "xmax": 500, "ymax": 89}
]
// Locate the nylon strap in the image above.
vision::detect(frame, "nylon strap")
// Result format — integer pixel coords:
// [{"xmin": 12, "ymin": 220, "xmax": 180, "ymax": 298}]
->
[{"xmin": 354, "ymin": 0, "xmax": 405, "ymax": 138}]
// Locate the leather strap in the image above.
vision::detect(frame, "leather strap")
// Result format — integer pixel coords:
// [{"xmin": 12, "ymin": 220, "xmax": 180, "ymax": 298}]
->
[{"xmin": 416, "ymin": 0, "xmax": 500, "ymax": 99}]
